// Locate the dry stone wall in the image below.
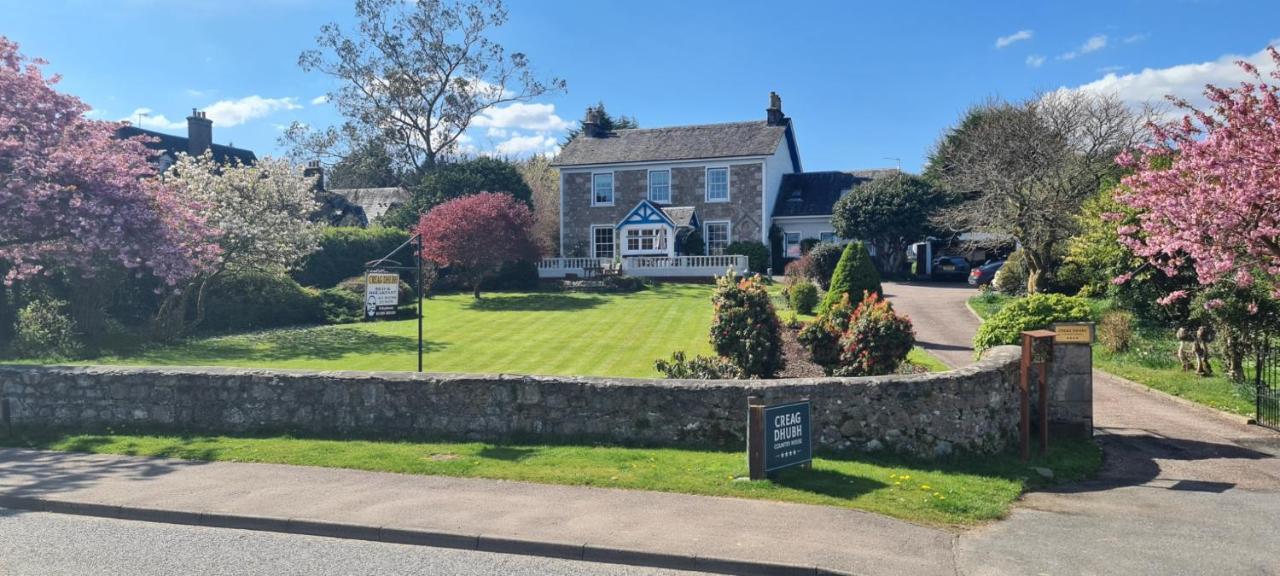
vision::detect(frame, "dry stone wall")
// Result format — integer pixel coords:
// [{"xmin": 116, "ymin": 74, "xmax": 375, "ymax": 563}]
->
[{"xmin": 0, "ymin": 346, "xmax": 1026, "ymax": 459}]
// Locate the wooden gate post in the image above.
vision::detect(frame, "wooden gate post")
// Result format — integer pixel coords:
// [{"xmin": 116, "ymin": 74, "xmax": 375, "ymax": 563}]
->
[
  {"xmin": 1020, "ymin": 330, "xmax": 1056, "ymax": 461},
  {"xmin": 747, "ymin": 396, "xmax": 765, "ymax": 480}
]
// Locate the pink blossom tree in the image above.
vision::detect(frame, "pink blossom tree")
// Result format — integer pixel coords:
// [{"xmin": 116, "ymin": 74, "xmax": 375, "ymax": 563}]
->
[
  {"xmin": 415, "ymin": 192, "xmax": 539, "ymax": 298},
  {"xmin": 0, "ymin": 36, "xmax": 218, "ymax": 287},
  {"xmin": 1117, "ymin": 47, "xmax": 1280, "ymax": 298}
]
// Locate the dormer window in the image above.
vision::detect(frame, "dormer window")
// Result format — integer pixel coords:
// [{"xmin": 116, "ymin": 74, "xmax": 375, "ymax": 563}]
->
[{"xmin": 648, "ymin": 169, "xmax": 671, "ymax": 203}]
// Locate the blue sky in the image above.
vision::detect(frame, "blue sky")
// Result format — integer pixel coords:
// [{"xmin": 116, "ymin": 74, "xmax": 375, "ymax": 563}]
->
[{"xmin": 6, "ymin": 0, "xmax": 1279, "ymax": 172}]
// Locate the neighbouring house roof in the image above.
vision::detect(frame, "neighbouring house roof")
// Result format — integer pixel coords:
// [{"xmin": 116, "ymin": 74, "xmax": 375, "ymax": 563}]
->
[
  {"xmin": 772, "ymin": 169, "xmax": 899, "ymax": 218},
  {"xmin": 660, "ymin": 206, "xmax": 699, "ymax": 228},
  {"xmin": 116, "ymin": 126, "xmax": 257, "ymax": 165},
  {"xmin": 330, "ymin": 187, "xmax": 412, "ymax": 224},
  {"xmin": 552, "ymin": 121, "xmax": 791, "ymax": 168}
]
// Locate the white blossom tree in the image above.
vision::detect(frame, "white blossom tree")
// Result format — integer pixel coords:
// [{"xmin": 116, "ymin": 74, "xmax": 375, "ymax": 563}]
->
[{"xmin": 159, "ymin": 153, "xmax": 323, "ymax": 331}]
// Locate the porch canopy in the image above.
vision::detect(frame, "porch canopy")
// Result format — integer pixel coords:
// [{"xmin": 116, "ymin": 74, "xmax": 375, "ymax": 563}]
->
[{"xmin": 615, "ymin": 200, "xmax": 700, "ymax": 258}]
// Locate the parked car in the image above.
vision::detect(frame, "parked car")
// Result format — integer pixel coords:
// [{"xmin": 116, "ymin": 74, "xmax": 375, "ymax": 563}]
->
[
  {"xmin": 968, "ymin": 260, "xmax": 1005, "ymax": 286},
  {"xmin": 931, "ymin": 256, "xmax": 971, "ymax": 280}
]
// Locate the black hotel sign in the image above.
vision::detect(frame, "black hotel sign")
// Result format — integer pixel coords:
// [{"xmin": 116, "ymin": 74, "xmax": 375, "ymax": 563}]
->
[{"xmin": 748, "ymin": 397, "xmax": 812, "ymax": 479}]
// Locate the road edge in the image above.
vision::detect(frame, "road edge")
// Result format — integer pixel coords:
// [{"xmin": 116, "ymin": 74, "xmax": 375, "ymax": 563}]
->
[{"xmin": 0, "ymin": 494, "xmax": 843, "ymax": 576}]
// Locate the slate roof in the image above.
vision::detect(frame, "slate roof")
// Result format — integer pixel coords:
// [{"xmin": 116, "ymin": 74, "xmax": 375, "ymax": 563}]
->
[
  {"xmin": 330, "ymin": 187, "xmax": 412, "ymax": 223},
  {"xmin": 660, "ymin": 206, "xmax": 698, "ymax": 228},
  {"xmin": 117, "ymin": 126, "xmax": 258, "ymax": 165},
  {"xmin": 551, "ymin": 121, "xmax": 789, "ymax": 167},
  {"xmin": 772, "ymin": 169, "xmax": 899, "ymax": 218}
]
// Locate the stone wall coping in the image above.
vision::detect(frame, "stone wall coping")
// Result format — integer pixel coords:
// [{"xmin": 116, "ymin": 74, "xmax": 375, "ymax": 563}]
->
[{"xmin": 0, "ymin": 345, "xmax": 1019, "ymax": 390}]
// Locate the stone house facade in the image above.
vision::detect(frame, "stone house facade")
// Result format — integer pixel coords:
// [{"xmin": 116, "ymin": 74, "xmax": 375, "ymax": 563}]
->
[{"xmin": 551, "ymin": 93, "xmax": 803, "ymax": 260}]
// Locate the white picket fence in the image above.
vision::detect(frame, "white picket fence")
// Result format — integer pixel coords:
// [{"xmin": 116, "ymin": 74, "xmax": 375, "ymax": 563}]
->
[{"xmin": 536, "ymin": 255, "xmax": 749, "ymax": 279}]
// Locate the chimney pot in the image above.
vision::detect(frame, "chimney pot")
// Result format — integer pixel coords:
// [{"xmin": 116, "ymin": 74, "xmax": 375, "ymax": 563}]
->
[
  {"xmin": 186, "ymin": 109, "xmax": 213, "ymax": 156},
  {"xmin": 766, "ymin": 92, "xmax": 786, "ymax": 126},
  {"xmin": 583, "ymin": 106, "xmax": 606, "ymax": 138},
  {"xmin": 303, "ymin": 160, "xmax": 325, "ymax": 192}
]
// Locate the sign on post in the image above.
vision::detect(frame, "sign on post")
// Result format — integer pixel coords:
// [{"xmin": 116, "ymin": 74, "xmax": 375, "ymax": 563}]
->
[
  {"xmin": 1053, "ymin": 322, "xmax": 1094, "ymax": 344},
  {"xmin": 364, "ymin": 272, "xmax": 400, "ymax": 320},
  {"xmin": 748, "ymin": 397, "xmax": 812, "ymax": 479}
]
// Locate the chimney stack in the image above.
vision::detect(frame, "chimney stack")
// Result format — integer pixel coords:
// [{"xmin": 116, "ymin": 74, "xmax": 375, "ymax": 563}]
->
[
  {"xmin": 304, "ymin": 160, "xmax": 325, "ymax": 192},
  {"xmin": 583, "ymin": 106, "xmax": 605, "ymax": 138},
  {"xmin": 766, "ymin": 92, "xmax": 786, "ymax": 126},
  {"xmin": 186, "ymin": 109, "xmax": 213, "ymax": 156}
]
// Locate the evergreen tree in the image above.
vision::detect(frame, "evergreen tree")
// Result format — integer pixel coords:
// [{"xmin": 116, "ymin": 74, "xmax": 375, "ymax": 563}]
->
[
  {"xmin": 562, "ymin": 102, "xmax": 639, "ymax": 144},
  {"xmin": 819, "ymin": 242, "xmax": 882, "ymax": 314}
]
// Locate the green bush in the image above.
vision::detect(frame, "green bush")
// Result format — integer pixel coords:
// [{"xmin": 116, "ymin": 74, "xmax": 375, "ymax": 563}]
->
[
  {"xmin": 835, "ymin": 292, "xmax": 915, "ymax": 376},
  {"xmin": 799, "ymin": 238, "xmax": 820, "ymax": 254},
  {"xmin": 199, "ymin": 272, "xmax": 322, "ymax": 333},
  {"xmin": 316, "ymin": 287, "xmax": 364, "ymax": 324},
  {"xmin": 481, "ymin": 260, "xmax": 540, "ymax": 291},
  {"xmin": 1097, "ymin": 310, "xmax": 1134, "ymax": 353},
  {"xmin": 654, "ymin": 351, "xmax": 742, "ymax": 379},
  {"xmin": 818, "ymin": 241, "xmax": 881, "ymax": 314},
  {"xmin": 680, "ymin": 229, "xmax": 705, "ymax": 256},
  {"xmin": 798, "ymin": 293, "xmax": 856, "ymax": 371},
  {"xmin": 992, "ymin": 250, "xmax": 1027, "ymax": 295},
  {"xmin": 293, "ymin": 227, "xmax": 412, "ymax": 288},
  {"xmin": 789, "ymin": 282, "xmax": 818, "ymax": 315},
  {"xmin": 710, "ymin": 270, "xmax": 784, "ymax": 378},
  {"xmin": 12, "ymin": 297, "xmax": 82, "ymax": 358},
  {"xmin": 807, "ymin": 242, "xmax": 844, "ymax": 289},
  {"xmin": 973, "ymin": 293, "xmax": 1093, "ymax": 354},
  {"xmin": 725, "ymin": 241, "xmax": 770, "ymax": 274}
]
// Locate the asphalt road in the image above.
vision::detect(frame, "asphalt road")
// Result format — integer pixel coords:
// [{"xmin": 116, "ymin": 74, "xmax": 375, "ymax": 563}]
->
[
  {"xmin": 0, "ymin": 507, "xmax": 709, "ymax": 576},
  {"xmin": 882, "ymin": 280, "xmax": 981, "ymax": 368}
]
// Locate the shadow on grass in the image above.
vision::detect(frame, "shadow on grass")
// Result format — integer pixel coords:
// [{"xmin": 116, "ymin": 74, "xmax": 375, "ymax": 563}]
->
[
  {"xmin": 477, "ymin": 446, "xmax": 539, "ymax": 462},
  {"xmin": 772, "ymin": 467, "xmax": 887, "ymax": 499},
  {"xmin": 136, "ymin": 327, "xmax": 440, "ymax": 364},
  {"xmin": 467, "ymin": 293, "xmax": 606, "ymax": 312}
]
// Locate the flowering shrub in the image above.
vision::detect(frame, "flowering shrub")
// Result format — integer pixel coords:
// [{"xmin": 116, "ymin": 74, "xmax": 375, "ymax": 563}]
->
[
  {"xmin": 973, "ymin": 293, "xmax": 1093, "ymax": 354},
  {"xmin": 834, "ymin": 292, "xmax": 915, "ymax": 376},
  {"xmin": 797, "ymin": 292, "xmax": 856, "ymax": 372},
  {"xmin": 1097, "ymin": 310, "xmax": 1134, "ymax": 353},
  {"xmin": 789, "ymin": 282, "xmax": 818, "ymax": 315},
  {"xmin": 654, "ymin": 351, "xmax": 742, "ymax": 379},
  {"xmin": 710, "ymin": 270, "xmax": 784, "ymax": 378},
  {"xmin": 12, "ymin": 297, "xmax": 82, "ymax": 359},
  {"xmin": 782, "ymin": 255, "xmax": 814, "ymax": 296}
]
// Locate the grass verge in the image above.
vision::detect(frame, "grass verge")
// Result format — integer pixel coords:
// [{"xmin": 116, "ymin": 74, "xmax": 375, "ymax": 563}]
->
[{"xmin": 0, "ymin": 430, "xmax": 1100, "ymax": 528}]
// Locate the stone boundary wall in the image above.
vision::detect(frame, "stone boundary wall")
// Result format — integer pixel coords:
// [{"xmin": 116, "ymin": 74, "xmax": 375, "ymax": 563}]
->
[{"xmin": 0, "ymin": 346, "xmax": 1025, "ymax": 458}]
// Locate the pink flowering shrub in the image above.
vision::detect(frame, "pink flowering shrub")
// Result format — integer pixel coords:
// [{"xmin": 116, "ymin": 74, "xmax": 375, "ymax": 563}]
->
[
  {"xmin": 0, "ymin": 37, "xmax": 218, "ymax": 286},
  {"xmin": 710, "ymin": 270, "xmax": 784, "ymax": 378},
  {"xmin": 1116, "ymin": 47, "xmax": 1280, "ymax": 298},
  {"xmin": 834, "ymin": 292, "xmax": 916, "ymax": 377}
]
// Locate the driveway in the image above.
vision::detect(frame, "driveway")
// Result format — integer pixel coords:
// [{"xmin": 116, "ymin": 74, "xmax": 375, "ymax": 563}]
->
[
  {"xmin": 887, "ymin": 281, "xmax": 1280, "ymax": 574},
  {"xmin": 883, "ymin": 281, "xmax": 981, "ymax": 368}
]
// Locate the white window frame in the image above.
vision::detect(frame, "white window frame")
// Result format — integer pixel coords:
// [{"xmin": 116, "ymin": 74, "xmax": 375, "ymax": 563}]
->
[
  {"xmin": 705, "ymin": 166, "xmax": 730, "ymax": 203},
  {"xmin": 784, "ymin": 232, "xmax": 802, "ymax": 258},
  {"xmin": 591, "ymin": 172, "xmax": 615, "ymax": 207},
  {"xmin": 703, "ymin": 220, "xmax": 731, "ymax": 255},
  {"xmin": 647, "ymin": 169, "xmax": 671, "ymax": 204},
  {"xmin": 621, "ymin": 224, "xmax": 670, "ymax": 256},
  {"xmin": 591, "ymin": 225, "xmax": 615, "ymax": 259}
]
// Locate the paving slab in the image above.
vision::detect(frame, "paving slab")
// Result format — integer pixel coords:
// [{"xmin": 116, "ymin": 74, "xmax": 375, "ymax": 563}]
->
[{"xmin": 0, "ymin": 448, "xmax": 955, "ymax": 576}]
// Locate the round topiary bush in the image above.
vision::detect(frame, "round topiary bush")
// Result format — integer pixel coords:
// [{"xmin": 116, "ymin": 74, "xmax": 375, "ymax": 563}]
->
[
  {"xmin": 818, "ymin": 241, "xmax": 881, "ymax": 314},
  {"xmin": 789, "ymin": 281, "xmax": 818, "ymax": 315},
  {"xmin": 973, "ymin": 293, "xmax": 1093, "ymax": 354},
  {"xmin": 710, "ymin": 270, "xmax": 784, "ymax": 378},
  {"xmin": 806, "ymin": 242, "xmax": 844, "ymax": 289}
]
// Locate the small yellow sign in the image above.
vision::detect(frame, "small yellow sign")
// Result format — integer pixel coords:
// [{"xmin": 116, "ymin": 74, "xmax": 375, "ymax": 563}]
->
[{"xmin": 1054, "ymin": 323, "xmax": 1094, "ymax": 344}]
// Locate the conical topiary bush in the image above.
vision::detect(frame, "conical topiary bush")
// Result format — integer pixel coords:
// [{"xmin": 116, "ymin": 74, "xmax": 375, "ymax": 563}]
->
[{"xmin": 818, "ymin": 241, "xmax": 882, "ymax": 314}]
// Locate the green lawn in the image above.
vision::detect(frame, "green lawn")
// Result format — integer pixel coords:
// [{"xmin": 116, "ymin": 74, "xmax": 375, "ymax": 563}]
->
[
  {"xmin": 966, "ymin": 293, "xmax": 1256, "ymax": 417},
  {"xmin": 1, "ymin": 430, "xmax": 1100, "ymax": 527},
  {"xmin": 86, "ymin": 284, "xmax": 717, "ymax": 378}
]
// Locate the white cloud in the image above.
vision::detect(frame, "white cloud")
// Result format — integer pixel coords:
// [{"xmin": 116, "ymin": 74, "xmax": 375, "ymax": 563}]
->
[
  {"xmin": 120, "ymin": 107, "xmax": 186, "ymax": 131},
  {"xmin": 203, "ymin": 95, "xmax": 302, "ymax": 127},
  {"xmin": 1068, "ymin": 41, "xmax": 1278, "ymax": 114},
  {"xmin": 185, "ymin": 88, "xmax": 208, "ymax": 98},
  {"xmin": 996, "ymin": 30, "xmax": 1033, "ymax": 49},
  {"xmin": 472, "ymin": 102, "xmax": 572, "ymax": 132},
  {"xmin": 1123, "ymin": 33, "xmax": 1148, "ymax": 44},
  {"xmin": 1097, "ymin": 65, "xmax": 1125, "ymax": 73},
  {"xmin": 492, "ymin": 133, "xmax": 560, "ymax": 157},
  {"xmin": 310, "ymin": 94, "xmax": 329, "ymax": 105},
  {"xmin": 1059, "ymin": 34, "xmax": 1108, "ymax": 61},
  {"xmin": 485, "ymin": 127, "xmax": 509, "ymax": 139},
  {"xmin": 1026, "ymin": 54, "xmax": 1046, "ymax": 68}
]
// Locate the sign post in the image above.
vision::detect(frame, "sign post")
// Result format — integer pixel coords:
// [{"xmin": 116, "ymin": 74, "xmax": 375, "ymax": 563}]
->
[
  {"xmin": 364, "ymin": 272, "xmax": 400, "ymax": 320},
  {"xmin": 1019, "ymin": 330, "xmax": 1056, "ymax": 461},
  {"xmin": 364, "ymin": 233, "xmax": 426, "ymax": 372},
  {"xmin": 747, "ymin": 396, "xmax": 812, "ymax": 480}
]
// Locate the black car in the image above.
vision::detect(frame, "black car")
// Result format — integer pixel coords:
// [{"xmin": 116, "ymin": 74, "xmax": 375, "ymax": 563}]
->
[
  {"xmin": 931, "ymin": 256, "xmax": 971, "ymax": 280},
  {"xmin": 968, "ymin": 260, "xmax": 1005, "ymax": 286}
]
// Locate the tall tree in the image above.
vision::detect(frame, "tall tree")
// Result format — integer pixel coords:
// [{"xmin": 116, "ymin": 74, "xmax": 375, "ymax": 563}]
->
[
  {"xmin": 517, "ymin": 154, "xmax": 560, "ymax": 254},
  {"xmin": 287, "ymin": 0, "xmax": 565, "ymax": 176},
  {"xmin": 562, "ymin": 102, "xmax": 638, "ymax": 144},
  {"xmin": 1117, "ymin": 47, "xmax": 1280, "ymax": 299},
  {"xmin": 379, "ymin": 156, "xmax": 532, "ymax": 228},
  {"xmin": 416, "ymin": 192, "xmax": 539, "ymax": 298},
  {"xmin": 831, "ymin": 173, "xmax": 945, "ymax": 276},
  {"xmin": 326, "ymin": 137, "xmax": 404, "ymax": 189},
  {"xmin": 0, "ymin": 36, "xmax": 218, "ymax": 287},
  {"xmin": 929, "ymin": 92, "xmax": 1150, "ymax": 293}
]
